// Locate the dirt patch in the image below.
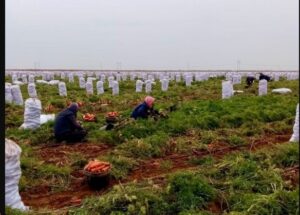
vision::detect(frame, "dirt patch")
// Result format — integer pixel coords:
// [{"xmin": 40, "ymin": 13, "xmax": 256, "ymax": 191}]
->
[
  {"xmin": 23, "ymin": 186, "xmax": 93, "ymax": 209},
  {"xmin": 24, "ymin": 185, "xmax": 51, "ymax": 196},
  {"xmin": 192, "ymin": 134, "xmax": 291, "ymax": 157},
  {"xmin": 37, "ymin": 143, "xmax": 112, "ymax": 166},
  {"xmin": 206, "ymin": 201, "xmax": 222, "ymax": 215},
  {"xmin": 22, "ymin": 170, "xmax": 118, "ymax": 210},
  {"xmin": 128, "ymin": 154, "xmax": 191, "ymax": 181},
  {"xmin": 282, "ymin": 165, "xmax": 299, "ymax": 187}
]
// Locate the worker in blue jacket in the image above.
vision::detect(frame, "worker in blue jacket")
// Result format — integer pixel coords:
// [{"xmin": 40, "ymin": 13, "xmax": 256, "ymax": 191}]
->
[
  {"xmin": 131, "ymin": 96, "xmax": 155, "ymax": 119},
  {"xmin": 54, "ymin": 103, "xmax": 87, "ymax": 143}
]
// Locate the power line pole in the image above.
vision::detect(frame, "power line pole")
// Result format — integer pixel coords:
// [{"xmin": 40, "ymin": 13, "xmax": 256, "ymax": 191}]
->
[{"xmin": 237, "ymin": 60, "xmax": 240, "ymax": 72}]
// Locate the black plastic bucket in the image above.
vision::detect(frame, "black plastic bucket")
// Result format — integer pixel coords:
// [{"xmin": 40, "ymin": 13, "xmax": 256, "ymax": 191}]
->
[{"xmin": 84, "ymin": 171, "xmax": 110, "ymax": 190}]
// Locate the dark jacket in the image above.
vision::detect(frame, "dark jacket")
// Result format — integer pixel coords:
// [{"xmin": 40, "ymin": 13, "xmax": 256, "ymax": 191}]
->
[
  {"xmin": 54, "ymin": 105, "xmax": 82, "ymax": 136},
  {"xmin": 131, "ymin": 102, "xmax": 152, "ymax": 119},
  {"xmin": 259, "ymin": 73, "xmax": 271, "ymax": 81},
  {"xmin": 246, "ymin": 76, "xmax": 255, "ymax": 86}
]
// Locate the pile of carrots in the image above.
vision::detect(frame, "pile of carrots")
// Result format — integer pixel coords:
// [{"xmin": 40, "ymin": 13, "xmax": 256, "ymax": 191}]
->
[
  {"xmin": 84, "ymin": 160, "xmax": 111, "ymax": 174},
  {"xmin": 82, "ymin": 113, "xmax": 96, "ymax": 122},
  {"xmin": 106, "ymin": 112, "xmax": 119, "ymax": 118}
]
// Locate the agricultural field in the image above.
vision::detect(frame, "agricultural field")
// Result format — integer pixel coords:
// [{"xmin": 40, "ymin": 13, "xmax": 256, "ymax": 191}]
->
[{"xmin": 5, "ymin": 73, "xmax": 299, "ymax": 215}]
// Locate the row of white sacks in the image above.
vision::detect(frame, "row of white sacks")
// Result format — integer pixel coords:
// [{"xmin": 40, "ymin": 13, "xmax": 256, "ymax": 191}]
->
[
  {"xmin": 5, "ymin": 76, "xmax": 297, "ymax": 105},
  {"xmin": 7, "ymin": 72, "xmax": 211, "ymax": 85},
  {"xmin": 6, "ymin": 72, "xmax": 299, "ymax": 98},
  {"xmin": 222, "ymin": 79, "xmax": 293, "ymax": 99},
  {"xmin": 6, "ymin": 71, "xmax": 299, "ymax": 83}
]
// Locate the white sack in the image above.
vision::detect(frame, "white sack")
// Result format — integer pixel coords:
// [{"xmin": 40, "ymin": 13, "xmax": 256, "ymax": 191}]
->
[
  {"xmin": 11, "ymin": 85, "xmax": 24, "ymax": 106},
  {"xmin": 12, "ymin": 81, "xmax": 24, "ymax": 85},
  {"xmin": 232, "ymin": 75, "xmax": 241, "ymax": 85},
  {"xmin": 5, "ymin": 84, "xmax": 13, "ymax": 104},
  {"xmin": 68, "ymin": 73, "xmax": 74, "ymax": 83},
  {"xmin": 79, "ymin": 77, "xmax": 86, "ymax": 89},
  {"xmin": 274, "ymin": 74, "xmax": 280, "ymax": 81},
  {"xmin": 21, "ymin": 74, "xmax": 28, "ymax": 84},
  {"xmin": 233, "ymin": 90, "xmax": 244, "ymax": 94},
  {"xmin": 28, "ymin": 75, "xmax": 35, "ymax": 83},
  {"xmin": 175, "ymin": 74, "xmax": 181, "ymax": 82},
  {"xmin": 136, "ymin": 80, "xmax": 144, "ymax": 92},
  {"xmin": 20, "ymin": 98, "xmax": 42, "ymax": 129},
  {"xmin": 185, "ymin": 75, "xmax": 192, "ymax": 86},
  {"xmin": 46, "ymin": 73, "xmax": 52, "ymax": 81},
  {"xmin": 161, "ymin": 79, "xmax": 169, "ymax": 92},
  {"xmin": 96, "ymin": 81, "xmax": 104, "ymax": 95},
  {"xmin": 145, "ymin": 80, "xmax": 153, "ymax": 93},
  {"xmin": 60, "ymin": 72, "xmax": 65, "ymax": 79},
  {"xmin": 100, "ymin": 74, "xmax": 106, "ymax": 82},
  {"xmin": 42, "ymin": 73, "xmax": 47, "ymax": 81},
  {"xmin": 86, "ymin": 81, "xmax": 94, "ymax": 95},
  {"xmin": 142, "ymin": 73, "xmax": 148, "ymax": 81},
  {"xmin": 121, "ymin": 73, "xmax": 128, "ymax": 81},
  {"xmin": 116, "ymin": 73, "xmax": 121, "ymax": 81},
  {"xmin": 48, "ymin": 80, "xmax": 60, "ymax": 85},
  {"xmin": 222, "ymin": 80, "xmax": 233, "ymax": 99},
  {"xmin": 40, "ymin": 114, "xmax": 55, "ymax": 124},
  {"xmin": 108, "ymin": 76, "xmax": 114, "ymax": 88},
  {"xmin": 112, "ymin": 81, "xmax": 119, "ymax": 95},
  {"xmin": 147, "ymin": 75, "xmax": 155, "ymax": 82},
  {"xmin": 258, "ymin": 79, "xmax": 268, "ymax": 96},
  {"xmin": 170, "ymin": 73, "xmax": 175, "ymax": 81},
  {"xmin": 12, "ymin": 74, "xmax": 18, "ymax": 83},
  {"xmin": 27, "ymin": 83, "xmax": 37, "ymax": 98},
  {"xmin": 87, "ymin": 77, "xmax": 97, "ymax": 82},
  {"xmin": 290, "ymin": 104, "xmax": 299, "ymax": 142},
  {"xmin": 271, "ymin": 88, "xmax": 292, "ymax": 94},
  {"xmin": 36, "ymin": 80, "xmax": 49, "ymax": 84},
  {"xmin": 58, "ymin": 82, "xmax": 67, "ymax": 96},
  {"xmin": 5, "ymin": 139, "xmax": 28, "ymax": 211}
]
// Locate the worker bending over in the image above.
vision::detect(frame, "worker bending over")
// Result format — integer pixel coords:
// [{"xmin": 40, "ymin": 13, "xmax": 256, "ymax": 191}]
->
[
  {"xmin": 54, "ymin": 103, "xmax": 87, "ymax": 143},
  {"xmin": 131, "ymin": 96, "xmax": 156, "ymax": 119}
]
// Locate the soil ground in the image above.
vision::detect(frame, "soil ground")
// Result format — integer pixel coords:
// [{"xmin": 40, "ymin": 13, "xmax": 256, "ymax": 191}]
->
[{"xmin": 20, "ymin": 133, "xmax": 297, "ymax": 212}]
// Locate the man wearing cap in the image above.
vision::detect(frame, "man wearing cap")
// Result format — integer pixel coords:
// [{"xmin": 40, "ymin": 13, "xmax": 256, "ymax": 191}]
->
[
  {"xmin": 54, "ymin": 103, "xmax": 87, "ymax": 143},
  {"xmin": 131, "ymin": 96, "xmax": 155, "ymax": 120}
]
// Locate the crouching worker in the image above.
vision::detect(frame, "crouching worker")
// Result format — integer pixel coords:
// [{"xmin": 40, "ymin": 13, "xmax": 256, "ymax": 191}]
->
[
  {"xmin": 246, "ymin": 76, "xmax": 255, "ymax": 87},
  {"xmin": 54, "ymin": 103, "xmax": 87, "ymax": 143},
  {"xmin": 131, "ymin": 96, "xmax": 155, "ymax": 120}
]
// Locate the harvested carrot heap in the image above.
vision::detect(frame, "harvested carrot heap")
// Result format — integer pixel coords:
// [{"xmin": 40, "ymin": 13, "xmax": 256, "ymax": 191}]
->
[
  {"xmin": 84, "ymin": 160, "xmax": 111, "ymax": 174},
  {"xmin": 82, "ymin": 113, "xmax": 96, "ymax": 122},
  {"xmin": 105, "ymin": 111, "xmax": 119, "ymax": 123},
  {"xmin": 106, "ymin": 111, "xmax": 119, "ymax": 117}
]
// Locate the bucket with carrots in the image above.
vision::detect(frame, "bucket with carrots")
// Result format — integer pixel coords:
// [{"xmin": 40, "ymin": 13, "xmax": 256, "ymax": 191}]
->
[
  {"xmin": 83, "ymin": 160, "xmax": 112, "ymax": 190},
  {"xmin": 105, "ymin": 111, "xmax": 119, "ymax": 124}
]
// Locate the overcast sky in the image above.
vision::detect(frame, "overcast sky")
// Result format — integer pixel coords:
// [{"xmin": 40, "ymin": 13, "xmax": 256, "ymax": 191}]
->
[{"xmin": 5, "ymin": 0, "xmax": 299, "ymax": 70}]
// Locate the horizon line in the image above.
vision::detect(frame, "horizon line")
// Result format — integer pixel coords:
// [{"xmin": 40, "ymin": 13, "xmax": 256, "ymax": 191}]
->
[{"xmin": 5, "ymin": 68, "xmax": 299, "ymax": 72}]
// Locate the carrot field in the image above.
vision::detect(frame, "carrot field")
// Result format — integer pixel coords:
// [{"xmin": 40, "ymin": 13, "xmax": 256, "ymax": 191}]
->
[{"xmin": 5, "ymin": 72, "xmax": 299, "ymax": 215}]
